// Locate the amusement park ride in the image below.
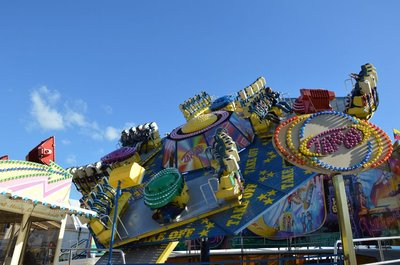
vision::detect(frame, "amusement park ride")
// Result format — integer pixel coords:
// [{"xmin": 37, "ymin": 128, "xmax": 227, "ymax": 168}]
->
[{"xmin": 1, "ymin": 63, "xmax": 399, "ymax": 264}]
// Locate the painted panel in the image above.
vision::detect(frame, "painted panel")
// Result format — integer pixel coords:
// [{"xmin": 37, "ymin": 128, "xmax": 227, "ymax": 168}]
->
[
  {"xmin": 248, "ymin": 175, "xmax": 326, "ymax": 238},
  {"xmin": 204, "ymin": 121, "xmax": 250, "ymax": 150},
  {"xmin": 229, "ymin": 112, "xmax": 255, "ymax": 142},
  {"xmin": 162, "ymin": 139, "xmax": 177, "ymax": 169},
  {"xmin": 323, "ymin": 169, "xmax": 400, "ymax": 238},
  {"xmin": 176, "ymin": 135, "xmax": 210, "ymax": 172},
  {"xmin": 0, "ymin": 160, "xmax": 72, "ymax": 204}
]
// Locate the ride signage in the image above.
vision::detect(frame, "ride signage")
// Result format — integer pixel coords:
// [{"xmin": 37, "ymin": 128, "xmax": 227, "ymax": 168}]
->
[{"xmin": 273, "ymin": 111, "xmax": 393, "ymax": 175}]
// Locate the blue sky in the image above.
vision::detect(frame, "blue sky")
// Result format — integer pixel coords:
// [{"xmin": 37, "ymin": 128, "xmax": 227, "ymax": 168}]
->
[{"xmin": 1, "ymin": 1, "xmax": 399, "ymax": 199}]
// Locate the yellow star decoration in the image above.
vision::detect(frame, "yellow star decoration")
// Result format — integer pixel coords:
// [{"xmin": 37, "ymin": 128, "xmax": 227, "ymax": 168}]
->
[
  {"xmin": 267, "ymin": 151, "xmax": 276, "ymax": 157},
  {"xmin": 257, "ymin": 194, "xmax": 267, "ymax": 201},
  {"xmin": 303, "ymin": 169, "xmax": 314, "ymax": 175},
  {"xmin": 263, "ymin": 197, "xmax": 274, "ymax": 205},
  {"xmin": 263, "ymin": 152, "xmax": 277, "ymax": 163},
  {"xmin": 201, "ymin": 218, "xmax": 209, "ymax": 224},
  {"xmin": 267, "ymin": 172, "xmax": 274, "ymax": 177},
  {"xmin": 264, "ymin": 158, "xmax": 272, "ymax": 163},
  {"xmin": 259, "ymin": 176, "xmax": 267, "ymax": 182},
  {"xmin": 199, "ymin": 229, "xmax": 209, "ymax": 237},
  {"xmin": 260, "ymin": 170, "xmax": 267, "ymax": 176},
  {"xmin": 198, "ymin": 219, "xmax": 215, "ymax": 236},
  {"xmin": 267, "ymin": 190, "xmax": 277, "ymax": 196},
  {"xmin": 205, "ymin": 222, "xmax": 215, "ymax": 230}
]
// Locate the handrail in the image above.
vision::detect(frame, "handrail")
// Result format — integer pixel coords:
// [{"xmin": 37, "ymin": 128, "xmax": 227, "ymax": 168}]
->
[
  {"xmin": 334, "ymin": 235, "xmax": 400, "ymax": 264},
  {"xmin": 200, "ymin": 177, "xmax": 219, "ymax": 206},
  {"xmin": 60, "ymin": 239, "xmax": 89, "ymax": 254},
  {"xmin": 59, "ymin": 239, "xmax": 90, "ymax": 261},
  {"xmin": 231, "ymin": 233, "xmax": 341, "ymax": 249},
  {"xmin": 59, "ymin": 247, "xmax": 126, "ymax": 264},
  {"xmin": 366, "ymin": 260, "xmax": 400, "ymax": 265}
]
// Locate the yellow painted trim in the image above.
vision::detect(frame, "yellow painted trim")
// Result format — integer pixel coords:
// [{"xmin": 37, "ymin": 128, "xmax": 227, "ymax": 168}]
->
[
  {"xmin": 182, "ymin": 113, "xmax": 217, "ymax": 133},
  {"xmin": 247, "ymin": 215, "xmax": 277, "ymax": 237},
  {"xmin": 113, "ymin": 200, "xmax": 240, "ymax": 247},
  {"xmin": 156, "ymin": 241, "xmax": 179, "ymax": 263}
]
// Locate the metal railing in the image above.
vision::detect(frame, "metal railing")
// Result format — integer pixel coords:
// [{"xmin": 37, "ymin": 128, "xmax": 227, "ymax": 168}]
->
[
  {"xmin": 334, "ymin": 235, "xmax": 400, "ymax": 264},
  {"xmin": 59, "ymin": 247, "xmax": 126, "ymax": 265},
  {"xmin": 231, "ymin": 233, "xmax": 341, "ymax": 249},
  {"xmin": 199, "ymin": 177, "xmax": 219, "ymax": 206},
  {"xmin": 170, "ymin": 251, "xmax": 343, "ymax": 265},
  {"xmin": 60, "ymin": 239, "xmax": 90, "ymax": 259},
  {"xmin": 98, "ymin": 213, "xmax": 130, "ymax": 240}
]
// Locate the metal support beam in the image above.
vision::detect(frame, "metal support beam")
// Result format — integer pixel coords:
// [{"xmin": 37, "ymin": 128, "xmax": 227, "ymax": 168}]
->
[
  {"xmin": 108, "ymin": 181, "xmax": 121, "ymax": 265},
  {"xmin": 332, "ymin": 174, "xmax": 357, "ymax": 265}
]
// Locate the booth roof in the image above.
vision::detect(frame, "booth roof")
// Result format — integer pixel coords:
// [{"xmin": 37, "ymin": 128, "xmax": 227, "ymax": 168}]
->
[{"xmin": 0, "ymin": 188, "xmax": 97, "ymax": 219}]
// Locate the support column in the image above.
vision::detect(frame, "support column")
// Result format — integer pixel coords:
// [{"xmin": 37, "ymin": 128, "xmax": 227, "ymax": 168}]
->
[
  {"xmin": 10, "ymin": 213, "xmax": 30, "ymax": 265},
  {"xmin": 3, "ymin": 223, "xmax": 16, "ymax": 261},
  {"xmin": 108, "ymin": 181, "xmax": 121, "ymax": 265},
  {"xmin": 332, "ymin": 174, "xmax": 357, "ymax": 265},
  {"xmin": 200, "ymin": 237, "xmax": 210, "ymax": 263},
  {"xmin": 53, "ymin": 215, "xmax": 68, "ymax": 264}
]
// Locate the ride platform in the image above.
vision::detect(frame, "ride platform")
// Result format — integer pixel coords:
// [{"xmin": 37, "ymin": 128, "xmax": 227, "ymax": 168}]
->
[{"xmin": 111, "ymin": 136, "xmax": 316, "ymax": 247}]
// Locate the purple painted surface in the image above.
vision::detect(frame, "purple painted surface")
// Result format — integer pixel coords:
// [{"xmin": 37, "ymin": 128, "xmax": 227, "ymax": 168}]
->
[{"xmin": 101, "ymin": 146, "xmax": 137, "ymax": 164}]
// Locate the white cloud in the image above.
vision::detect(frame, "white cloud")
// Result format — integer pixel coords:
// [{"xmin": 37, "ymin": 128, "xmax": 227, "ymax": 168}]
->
[
  {"xmin": 64, "ymin": 100, "xmax": 88, "ymax": 127},
  {"xmin": 123, "ymin": 122, "xmax": 136, "ymax": 129},
  {"xmin": 102, "ymin": 122, "xmax": 136, "ymax": 142},
  {"xmin": 66, "ymin": 155, "xmax": 77, "ymax": 165},
  {"xmin": 71, "ymin": 99, "xmax": 88, "ymax": 112},
  {"xmin": 90, "ymin": 132, "xmax": 104, "ymax": 140},
  {"xmin": 65, "ymin": 110, "xmax": 86, "ymax": 127},
  {"xmin": 30, "ymin": 87, "xmax": 64, "ymax": 130},
  {"xmin": 80, "ymin": 121, "xmax": 104, "ymax": 140},
  {"xmin": 61, "ymin": 139, "xmax": 71, "ymax": 145},
  {"xmin": 28, "ymin": 86, "xmax": 133, "ymax": 143},
  {"xmin": 82, "ymin": 122, "xmax": 131, "ymax": 142},
  {"xmin": 105, "ymin": 126, "xmax": 120, "ymax": 141}
]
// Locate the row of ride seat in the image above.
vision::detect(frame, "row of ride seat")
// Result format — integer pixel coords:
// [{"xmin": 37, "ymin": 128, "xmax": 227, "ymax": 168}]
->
[
  {"xmin": 120, "ymin": 122, "xmax": 161, "ymax": 152},
  {"xmin": 179, "ymin": 91, "xmax": 213, "ymax": 120},
  {"xmin": 345, "ymin": 63, "xmax": 378, "ymax": 120},
  {"xmin": 211, "ymin": 130, "xmax": 243, "ymax": 201},
  {"xmin": 68, "ymin": 162, "xmax": 111, "ymax": 195},
  {"xmin": 83, "ymin": 178, "xmax": 116, "ymax": 217}
]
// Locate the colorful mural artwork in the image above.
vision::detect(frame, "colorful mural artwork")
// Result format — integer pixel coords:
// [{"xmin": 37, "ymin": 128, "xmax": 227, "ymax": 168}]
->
[
  {"xmin": 323, "ymin": 169, "xmax": 400, "ymax": 238},
  {"xmin": 389, "ymin": 156, "xmax": 400, "ymax": 176},
  {"xmin": 162, "ymin": 139, "xmax": 176, "ymax": 169},
  {"xmin": 248, "ymin": 166, "xmax": 400, "ymax": 240},
  {"xmin": 162, "ymin": 111, "xmax": 254, "ymax": 173},
  {"xmin": 248, "ymin": 175, "xmax": 326, "ymax": 238},
  {"xmin": 177, "ymin": 136, "xmax": 210, "ymax": 172}
]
